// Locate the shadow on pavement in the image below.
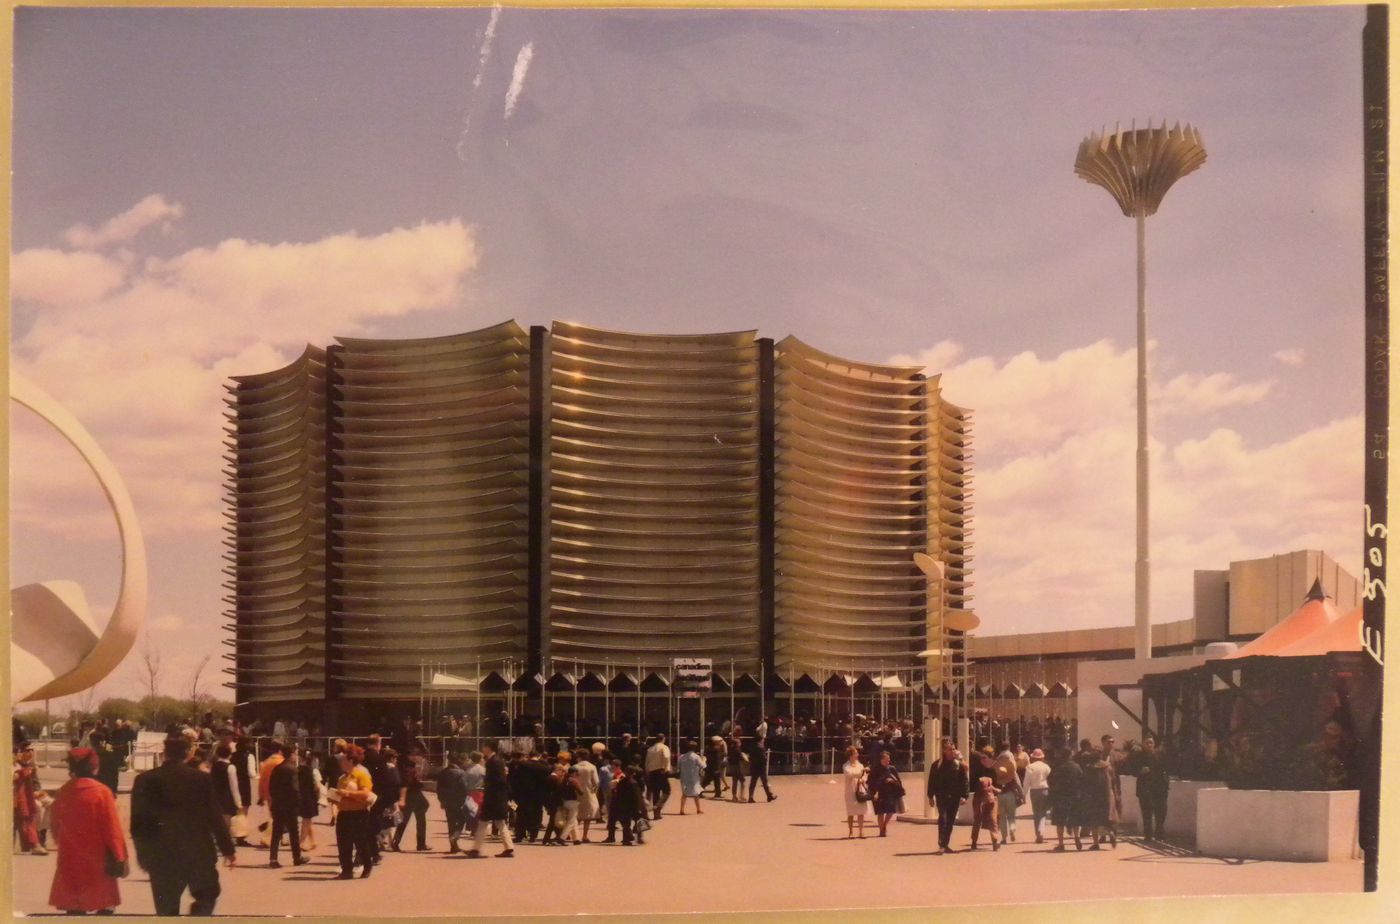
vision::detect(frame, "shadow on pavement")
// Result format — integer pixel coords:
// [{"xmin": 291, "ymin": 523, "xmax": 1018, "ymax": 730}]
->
[{"xmin": 1120, "ymin": 841, "xmax": 1254, "ymax": 866}]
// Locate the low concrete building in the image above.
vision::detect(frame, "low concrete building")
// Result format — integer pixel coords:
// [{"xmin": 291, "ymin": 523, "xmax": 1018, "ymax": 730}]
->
[{"xmin": 965, "ymin": 549, "xmax": 1360, "ymax": 733}]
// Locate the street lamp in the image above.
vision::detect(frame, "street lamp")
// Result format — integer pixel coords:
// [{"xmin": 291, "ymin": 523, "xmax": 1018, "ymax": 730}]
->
[
  {"xmin": 1075, "ymin": 121, "xmax": 1206, "ymax": 661},
  {"xmin": 913, "ymin": 551, "xmax": 979, "ymax": 771}
]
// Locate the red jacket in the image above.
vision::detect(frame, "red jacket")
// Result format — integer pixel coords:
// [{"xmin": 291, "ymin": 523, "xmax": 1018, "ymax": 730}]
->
[
  {"xmin": 49, "ymin": 778, "xmax": 127, "ymax": 912},
  {"xmin": 13, "ymin": 763, "xmax": 39, "ymax": 818}
]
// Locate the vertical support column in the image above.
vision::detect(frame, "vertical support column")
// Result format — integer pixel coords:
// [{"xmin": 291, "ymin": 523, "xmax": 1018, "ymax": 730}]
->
[
  {"xmin": 923, "ymin": 716, "xmax": 940, "ymax": 818},
  {"xmin": 230, "ymin": 384, "xmax": 248, "ymax": 713},
  {"xmin": 914, "ymin": 374, "xmax": 931, "ymax": 667},
  {"xmin": 528, "ymin": 326, "xmax": 551, "ymax": 678},
  {"xmin": 758, "ymin": 338, "xmax": 777, "ymax": 698},
  {"xmin": 1135, "ymin": 207, "xmax": 1152, "ymax": 661},
  {"xmin": 323, "ymin": 344, "xmax": 344, "ymax": 711}
]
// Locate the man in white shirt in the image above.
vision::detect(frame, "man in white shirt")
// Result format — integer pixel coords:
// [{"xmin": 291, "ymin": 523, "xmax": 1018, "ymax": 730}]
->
[
  {"xmin": 644, "ymin": 734, "xmax": 672, "ymax": 820},
  {"xmin": 208, "ymin": 743, "xmax": 248, "ymax": 850},
  {"xmin": 1023, "ymin": 748, "xmax": 1053, "ymax": 844}
]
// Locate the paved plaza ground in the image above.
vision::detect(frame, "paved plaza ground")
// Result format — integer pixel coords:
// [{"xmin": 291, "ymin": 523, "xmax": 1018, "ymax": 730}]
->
[{"xmin": 13, "ymin": 771, "xmax": 1363, "ymax": 917}]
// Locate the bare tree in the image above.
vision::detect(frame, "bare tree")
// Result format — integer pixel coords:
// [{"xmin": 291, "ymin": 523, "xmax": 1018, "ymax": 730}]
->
[
  {"xmin": 189, "ymin": 654, "xmax": 212, "ymax": 720},
  {"xmin": 77, "ymin": 680, "xmax": 100, "ymax": 720},
  {"xmin": 136, "ymin": 631, "xmax": 163, "ymax": 729}
]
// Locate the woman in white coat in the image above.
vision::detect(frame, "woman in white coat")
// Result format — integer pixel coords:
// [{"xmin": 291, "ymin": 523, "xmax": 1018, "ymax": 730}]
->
[
  {"xmin": 572, "ymin": 749, "xmax": 601, "ymax": 843},
  {"xmin": 842, "ymin": 746, "xmax": 870, "ymax": 839}
]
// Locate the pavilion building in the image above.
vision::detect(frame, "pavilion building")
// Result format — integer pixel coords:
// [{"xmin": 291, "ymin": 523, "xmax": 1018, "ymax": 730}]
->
[{"xmin": 224, "ymin": 322, "xmax": 973, "ymax": 727}]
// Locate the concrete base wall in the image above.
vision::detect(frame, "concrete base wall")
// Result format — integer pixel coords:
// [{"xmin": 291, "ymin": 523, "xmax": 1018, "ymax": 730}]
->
[{"xmin": 1196, "ymin": 788, "xmax": 1360, "ymax": 861}]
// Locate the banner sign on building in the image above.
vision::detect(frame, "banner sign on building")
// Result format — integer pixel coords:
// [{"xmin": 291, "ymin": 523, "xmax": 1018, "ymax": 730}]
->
[{"xmin": 673, "ymin": 657, "xmax": 712, "ymax": 697}]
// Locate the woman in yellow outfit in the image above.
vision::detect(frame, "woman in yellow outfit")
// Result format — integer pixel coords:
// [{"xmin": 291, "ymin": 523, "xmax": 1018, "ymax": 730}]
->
[{"xmin": 332, "ymin": 746, "xmax": 377, "ymax": 879}]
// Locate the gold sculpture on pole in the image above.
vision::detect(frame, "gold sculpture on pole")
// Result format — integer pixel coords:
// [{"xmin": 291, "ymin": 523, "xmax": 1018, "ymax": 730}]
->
[{"xmin": 1074, "ymin": 121, "xmax": 1206, "ymax": 661}]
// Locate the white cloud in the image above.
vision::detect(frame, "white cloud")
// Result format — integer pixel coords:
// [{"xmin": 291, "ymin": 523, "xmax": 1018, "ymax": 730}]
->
[
  {"xmin": 1157, "ymin": 371, "xmax": 1275, "ymax": 415},
  {"xmin": 896, "ymin": 339, "xmax": 1274, "ymax": 455},
  {"xmin": 11, "ymin": 197, "xmax": 482, "ymax": 539},
  {"xmin": 503, "ymin": 42, "xmax": 534, "ymax": 120},
  {"xmin": 10, "ymin": 248, "xmax": 128, "ymax": 306},
  {"xmin": 897, "ymin": 340, "xmax": 1362, "ymax": 635},
  {"xmin": 62, "ymin": 193, "xmax": 185, "ymax": 250},
  {"xmin": 1274, "ymin": 347, "xmax": 1307, "ymax": 366}
]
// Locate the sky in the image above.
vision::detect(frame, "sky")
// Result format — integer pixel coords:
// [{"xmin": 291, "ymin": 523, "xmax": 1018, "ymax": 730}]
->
[{"xmin": 9, "ymin": 4, "xmax": 1368, "ymax": 707}]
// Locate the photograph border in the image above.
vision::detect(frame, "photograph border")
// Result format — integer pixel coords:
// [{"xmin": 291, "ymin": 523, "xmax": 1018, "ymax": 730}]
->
[{"xmin": 2, "ymin": 0, "xmax": 1395, "ymax": 920}]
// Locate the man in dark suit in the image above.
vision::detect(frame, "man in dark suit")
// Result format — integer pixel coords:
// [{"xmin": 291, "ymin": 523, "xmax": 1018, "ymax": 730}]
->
[
  {"xmin": 926, "ymin": 738, "xmax": 970, "ymax": 854},
  {"xmin": 89, "ymin": 730, "xmax": 124, "ymax": 795},
  {"xmin": 746, "ymin": 735, "xmax": 776, "ymax": 803},
  {"xmin": 267, "ymin": 744, "xmax": 308, "ymax": 868},
  {"xmin": 368, "ymin": 748, "xmax": 401, "ymax": 860},
  {"xmin": 391, "ymin": 717, "xmax": 425, "ymax": 759},
  {"xmin": 466, "ymin": 740, "xmax": 513, "ymax": 858},
  {"xmin": 1131, "ymin": 736, "xmax": 1171, "ymax": 841},
  {"xmin": 130, "ymin": 736, "xmax": 237, "ymax": 916},
  {"xmin": 616, "ymin": 733, "xmax": 645, "ymax": 769},
  {"xmin": 435, "ymin": 753, "xmax": 470, "ymax": 853},
  {"xmin": 609, "ymin": 765, "xmax": 645, "ymax": 846},
  {"xmin": 359, "ymin": 736, "xmax": 393, "ymax": 864},
  {"xmin": 508, "ymin": 753, "xmax": 547, "ymax": 845}
]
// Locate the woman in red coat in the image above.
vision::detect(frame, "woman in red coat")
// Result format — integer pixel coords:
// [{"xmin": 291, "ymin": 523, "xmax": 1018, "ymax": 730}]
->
[
  {"xmin": 13, "ymin": 743, "xmax": 46, "ymax": 854},
  {"xmin": 49, "ymin": 749, "xmax": 127, "ymax": 915}
]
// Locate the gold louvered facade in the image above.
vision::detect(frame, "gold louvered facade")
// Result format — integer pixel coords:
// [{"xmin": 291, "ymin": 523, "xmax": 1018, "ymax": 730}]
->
[
  {"xmin": 933, "ymin": 391, "xmax": 973, "ymax": 617},
  {"xmin": 226, "ymin": 322, "xmax": 970, "ymax": 710},
  {"xmin": 928, "ymin": 380, "xmax": 974, "ymax": 693},
  {"xmin": 224, "ymin": 346, "xmax": 328, "ymax": 701},
  {"xmin": 327, "ymin": 323, "xmax": 533, "ymax": 697},
  {"xmin": 547, "ymin": 322, "xmax": 762, "ymax": 672},
  {"xmin": 772, "ymin": 337, "xmax": 934, "ymax": 675}
]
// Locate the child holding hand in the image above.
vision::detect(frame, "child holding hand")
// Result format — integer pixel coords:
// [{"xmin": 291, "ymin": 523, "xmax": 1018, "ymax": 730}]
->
[{"xmin": 971, "ymin": 775, "xmax": 1002, "ymax": 851}]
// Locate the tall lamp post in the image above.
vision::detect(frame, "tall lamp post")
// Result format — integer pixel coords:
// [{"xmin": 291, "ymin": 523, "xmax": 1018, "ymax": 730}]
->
[{"xmin": 1074, "ymin": 121, "xmax": 1206, "ymax": 660}]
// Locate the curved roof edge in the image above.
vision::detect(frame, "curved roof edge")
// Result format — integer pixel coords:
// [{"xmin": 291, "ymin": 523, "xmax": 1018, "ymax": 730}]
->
[
  {"xmin": 336, "ymin": 319, "xmax": 528, "ymax": 350},
  {"xmin": 231, "ymin": 344, "xmax": 326, "ymax": 388},
  {"xmin": 776, "ymin": 336, "xmax": 926, "ymax": 379},
  {"xmin": 553, "ymin": 320, "xmax": 757, "ymax": 347}
]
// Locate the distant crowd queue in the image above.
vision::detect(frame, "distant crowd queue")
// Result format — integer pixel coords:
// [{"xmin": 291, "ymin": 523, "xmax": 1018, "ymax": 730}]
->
[{"xmin": 837, "ymin": 732, "xmax": 1171, "ymax": 852}]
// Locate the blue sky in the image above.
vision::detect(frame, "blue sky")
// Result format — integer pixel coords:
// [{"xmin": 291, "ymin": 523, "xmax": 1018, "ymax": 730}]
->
[{"xmin": 10, "ymin": 5, "xmax": 1368, "ymax": 703}]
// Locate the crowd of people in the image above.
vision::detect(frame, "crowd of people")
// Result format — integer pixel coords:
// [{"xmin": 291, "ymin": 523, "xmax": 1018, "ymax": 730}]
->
[
  {"xmin": 14, "ymin": 703, "xmax": 1156, "ymax": 918},
  {"xmin": 14, "ymin": 720, "xmax": 788, "ymax": 915},
  {"xmin": 20, "ymin": 706, "xmax": 1075, "ymax": 779},
  {"xmin": 897, "ymin": 732, "xmax": 1171, "ymax": 854}
]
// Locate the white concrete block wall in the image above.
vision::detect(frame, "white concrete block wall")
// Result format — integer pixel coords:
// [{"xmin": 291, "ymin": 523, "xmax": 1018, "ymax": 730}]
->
[{"xmin": 1196, "ymin": 788, "xmax": 1360, "ymax": 861}]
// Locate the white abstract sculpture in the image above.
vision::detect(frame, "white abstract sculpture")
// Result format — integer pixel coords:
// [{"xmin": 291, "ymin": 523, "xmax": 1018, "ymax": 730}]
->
[{"xmin": 10, "ymin": 370, "xmax": 147, "ymax": 702}]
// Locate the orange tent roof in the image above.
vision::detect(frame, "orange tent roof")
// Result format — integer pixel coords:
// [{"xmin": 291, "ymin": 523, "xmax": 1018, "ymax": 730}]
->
[
  {"xmin": 1272, "ymin": 605, "xmax": 1363, "ymax": 657},
  {"xmin": 1222, "ymin": 579, "xmax": 1341, "ymax": 659}
]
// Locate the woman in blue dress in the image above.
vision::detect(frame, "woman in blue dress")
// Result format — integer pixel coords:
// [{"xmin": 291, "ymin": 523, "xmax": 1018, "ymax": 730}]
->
[{"xmin": 677, "ymin": 740, "xmax": 707, "ymax": 815}]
